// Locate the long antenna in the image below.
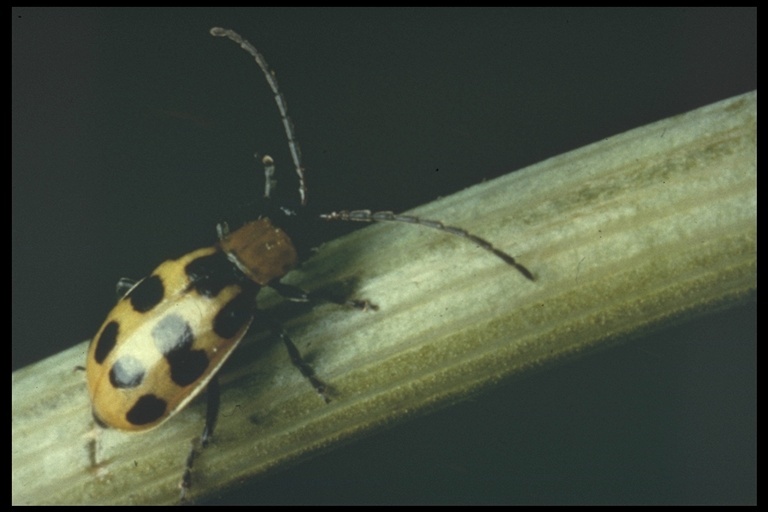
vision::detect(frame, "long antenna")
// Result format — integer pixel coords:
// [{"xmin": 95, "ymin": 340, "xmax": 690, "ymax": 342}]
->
[
  {"xmin": 210, "ymin": 27, "xmax": 308, "ymax": 205},
  {"xmin": 210, "ymin": 28, "xmax": 533, "ymax": 281},
  {"xmin": 321, "ymin": 210, "xmax": 535, "ymax": 281}
]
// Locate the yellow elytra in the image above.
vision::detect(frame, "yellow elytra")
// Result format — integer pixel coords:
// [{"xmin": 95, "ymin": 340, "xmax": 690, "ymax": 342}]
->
[{"xmin": 86, "ymin": 219, "xmax": 297, "ymax": 431}]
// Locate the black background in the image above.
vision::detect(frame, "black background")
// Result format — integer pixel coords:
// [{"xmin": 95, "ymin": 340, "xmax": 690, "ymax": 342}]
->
[{"xmin": 13, "ymin": 8, "xmax": 755, "ymax": 504}]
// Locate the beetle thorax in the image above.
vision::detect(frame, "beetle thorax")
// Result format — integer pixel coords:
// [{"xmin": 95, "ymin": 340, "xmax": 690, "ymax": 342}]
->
[{"xmin": 219, "ymin": 218, "xmax": 298, "ymax": 285}]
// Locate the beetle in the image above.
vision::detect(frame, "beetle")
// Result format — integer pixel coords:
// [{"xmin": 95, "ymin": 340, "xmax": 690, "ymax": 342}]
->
[{"xmin": 85, "ymin": 27, "xmax": 534, "ymax": 501}]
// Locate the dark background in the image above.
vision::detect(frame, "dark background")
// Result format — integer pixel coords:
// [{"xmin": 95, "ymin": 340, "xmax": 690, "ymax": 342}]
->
[{"xmin": 13, "ymin": 8, "xmax": 755, "ymax": 504}]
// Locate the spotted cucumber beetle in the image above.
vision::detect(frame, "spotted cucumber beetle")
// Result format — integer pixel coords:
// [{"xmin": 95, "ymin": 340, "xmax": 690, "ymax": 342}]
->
[{"xmin": 85, "ymin": 27, "xmax": 534, "ymax": 501}]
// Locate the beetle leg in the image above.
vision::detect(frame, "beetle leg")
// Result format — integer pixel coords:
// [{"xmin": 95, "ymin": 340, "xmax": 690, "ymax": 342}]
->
[
  {"xmin": 84, "ymin": 420, "xmax": 110, "ymax": 478},
  {"xmin": 280, "ymin": 326, "xmax": 331, "ymax": 404},
  {"xmin": 254, "ymin": 310, "xmax": 331, "ymax": 403},
  {"xmin": 180, "ymin": 376, "xmax": 220, "ymax": 502},
  {"xmin": 269, "ymin": 280, "xmax": 378, "ymax": 311}
]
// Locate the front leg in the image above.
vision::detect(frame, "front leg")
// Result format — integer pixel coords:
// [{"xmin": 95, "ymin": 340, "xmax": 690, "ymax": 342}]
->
[{"xmin": 269, "ymin": 281, "xmax": 378, "ymax": 311}]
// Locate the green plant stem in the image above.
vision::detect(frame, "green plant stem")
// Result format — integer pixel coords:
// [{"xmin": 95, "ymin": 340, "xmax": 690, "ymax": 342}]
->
[{"xmin": 12, "ymin": 91, "xmax": 756, "ymax": 504}]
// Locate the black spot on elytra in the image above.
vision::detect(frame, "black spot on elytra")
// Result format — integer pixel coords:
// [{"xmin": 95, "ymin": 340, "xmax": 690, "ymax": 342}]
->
[
  {"xmin": 94, "ymin": 321, "xmax": 119, "ymax": 364},
  {"xmin": 126, "ymin": 394, "xmax": 167, "ymax": 426},
  {"xmin": 109, "ymin": 355, "xmax": 145, "ymax": 389},
  {"xmin": 126, "ymin": 275, "xmax": 164, "ymax": 313},
  {"xmin": 167, "ymin": 349, "xmax": 209, "ymax": 387},
  {"xmin": 185, "ymin": 250, "xmax": 248, "ymax": 297},
  {"xmin": 214, "ymin": 290, "xmax": 256, "ymax": 339}
]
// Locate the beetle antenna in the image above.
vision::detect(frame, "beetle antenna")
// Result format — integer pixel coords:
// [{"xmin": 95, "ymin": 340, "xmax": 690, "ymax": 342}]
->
[
  {"xmin": 320, "ymin": 210, "xmax": 534, "ymax": 281},
  {"xmin": 210, "ymin": 27, "xmax": 308, "ymax": 206}
]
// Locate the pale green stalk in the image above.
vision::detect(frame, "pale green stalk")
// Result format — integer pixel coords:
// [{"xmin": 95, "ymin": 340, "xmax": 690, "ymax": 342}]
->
[{"xmin": 12, "ymin": 92, "xmax": 756, "ymax": 504}]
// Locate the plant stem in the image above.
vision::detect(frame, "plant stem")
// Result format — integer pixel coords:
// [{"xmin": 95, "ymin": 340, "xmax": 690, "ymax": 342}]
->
[{"xmin": 12, "ymin": 91, "xmax": 756, "ymax": 505}]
